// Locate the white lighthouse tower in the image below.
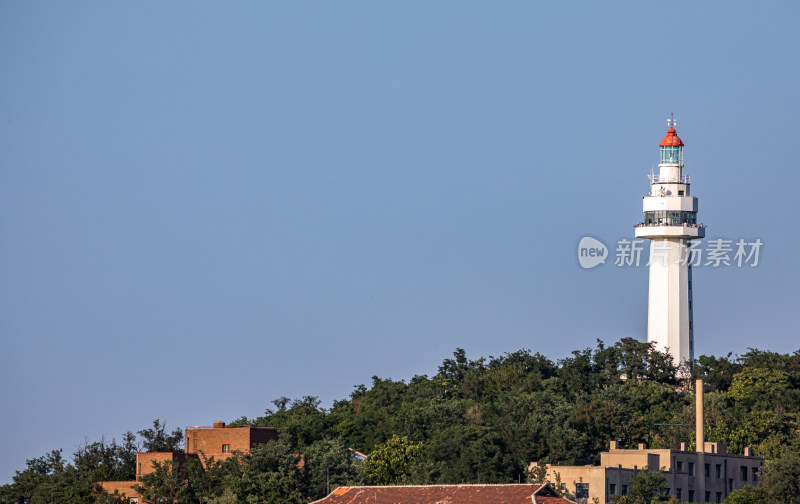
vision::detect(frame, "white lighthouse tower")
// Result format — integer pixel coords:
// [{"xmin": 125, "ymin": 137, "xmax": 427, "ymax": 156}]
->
[{"xmin": 635, "ymin": 116, "xmax": 704, "ymax": 369}]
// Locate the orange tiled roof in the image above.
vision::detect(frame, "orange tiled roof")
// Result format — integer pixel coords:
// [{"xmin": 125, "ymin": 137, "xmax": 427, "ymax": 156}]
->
[{"xmin": 310, "ymin": 483, "xmax": 573, "ymax": 504}]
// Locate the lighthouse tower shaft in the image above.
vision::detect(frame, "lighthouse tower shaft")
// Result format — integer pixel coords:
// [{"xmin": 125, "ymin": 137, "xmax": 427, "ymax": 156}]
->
[{"xmin": 634, "ymin": 120, "xmax": 704, "ymax": 368}]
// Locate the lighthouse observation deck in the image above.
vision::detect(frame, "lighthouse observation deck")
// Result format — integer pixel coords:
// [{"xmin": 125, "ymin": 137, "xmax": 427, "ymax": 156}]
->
[{"xmin": 634, "ymin": 222, "xmax": 705, "ymax": 239}]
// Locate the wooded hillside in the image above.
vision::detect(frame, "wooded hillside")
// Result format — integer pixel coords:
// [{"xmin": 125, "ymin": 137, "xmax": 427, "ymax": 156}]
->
[{"xmin": 3, "ymin": 338, "xmax": 798, "ymax": 503}]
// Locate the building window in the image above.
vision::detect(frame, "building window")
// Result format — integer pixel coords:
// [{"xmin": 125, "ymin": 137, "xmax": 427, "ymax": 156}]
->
[
  {"xmin": 689, "ymin": 462, "xmax": 695, "ymax": 476},
  {"xmin": 677, "ymin": 460, "xmax": 684, "ymax": 472},
  {"xmin": 676, "ymin": 488, "xmax": 682, "ymax": 500},
  {"xmin": 705, "ymin": 463, "xmax": 710, "ymax": 477},
  {"xmin": 729, "ymin": 478, "xmax": 733, "ymax": 491},
  {"xmin": 716, "ymin": 491, "xmax": 722, "ymax": 503},
  {"xmin": 222, "ymin": 444, "xmax": 230, "ymax": 453},
  {"xmin": 716, "ymin": 464, "xmax": 721, "ymax": 478},
  {"xmin": 688, "ymin": 490, "xmax": 695, "ymax": 502},
  {"xmin": 575, "ymin": 483, "xmax": 589, "ymax": 499},
  {"xmin": 740, "ymin": 466, "xmax": 747, "ymax": 481},
  {"xmin": 622, "ymin": 485, "xmax": 628, "ymax": 496},
  {"xmin": 752, "ymin": 467, "xmax": 759, "ymax": 481},
  {"xmin": 706, "ymin": 491, "xmax": 711, "ymax": 502},
  {"xmin": 609, "ymin": 483, "xmax": 616, "ymax": 495}
]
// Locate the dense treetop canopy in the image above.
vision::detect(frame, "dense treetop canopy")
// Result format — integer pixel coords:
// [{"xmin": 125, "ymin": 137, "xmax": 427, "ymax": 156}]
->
[{"xmin": 2, "ymin": 339, "xmax": 799, "ymax": 503}]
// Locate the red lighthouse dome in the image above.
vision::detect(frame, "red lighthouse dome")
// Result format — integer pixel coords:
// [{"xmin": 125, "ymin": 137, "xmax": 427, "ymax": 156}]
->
[{"xmin": 659, "ymin": 126, "xmax": 684, "ymax": 147}]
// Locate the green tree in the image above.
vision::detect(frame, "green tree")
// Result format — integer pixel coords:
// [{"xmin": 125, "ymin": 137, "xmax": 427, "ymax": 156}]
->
[
  {"xmin": 418, "ymin": 423, "xmax": 518, "ymax": 484},
  {"xmin": 256, "ymin": 396, "xmax": 329, "ymax": 450},
  {"xmin": 728, "ymin": 367, "xmax": 789, "ymax": 410},
  {"xmin": 217, "ymin": 440, "xmax": 305, "ymax": 504},
  {"xmin": 133, "ymin": 460, "xmax": 184, "ymax": 504},
  {"xmin": 117, "ymin": 431, "xmax": 140, "ymax": 480},
  {"xmin": 695, "ymin": 353, "xmax": 741, "ymax": 392},
  {"xmin": 0, "ymin": 443, "xmax": 136, "ymax": 504},
  {"xmin": 304, "ymin": 438, "xmax": 365, "ymax": 499},
  {"xmin": 138, "ymin": 419, "xmax": 183, "ymax": 453},
  {"xmin": 0, "ymin": 450, "xmax": 100, "ymax": 504},
  {"xmin": 73, "ymin": 434, "xmax": 139, "ymax": 483},
  {"xmin": 133, "ymin": 456, "xmax": 217, "ymax": 504},
  {"xmin": 207, "ymin": 488, "xmax": 237, "ymax": 504},
  {"xmin": 1, "ymin": 450, "xmax": 66, "ymax": 503},
  {"xmin": 759, "ymin": 446, "xmax": 800, "ymax": 504},
  {"xmin": 363, "ymin": 435, "xmax": 423, "ymax": 485},
  {"xmin": 724, "ymin": 486, "xmax": 767, "ymax": 504}
]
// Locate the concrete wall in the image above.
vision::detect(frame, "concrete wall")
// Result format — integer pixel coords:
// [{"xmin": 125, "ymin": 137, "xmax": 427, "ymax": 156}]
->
[
  {"xmin": 643, "ymin": 195, "xmax": 697, "ymax": 212},
  {"xmin": 543, "ymin": 465, "xmax": 606, "ymax": 504}
]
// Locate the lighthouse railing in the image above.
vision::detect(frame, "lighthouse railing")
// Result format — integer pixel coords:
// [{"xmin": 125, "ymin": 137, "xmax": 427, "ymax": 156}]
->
[{"xmin": 648, "ymin": 173, "xmax": 691, "ymax": 184}]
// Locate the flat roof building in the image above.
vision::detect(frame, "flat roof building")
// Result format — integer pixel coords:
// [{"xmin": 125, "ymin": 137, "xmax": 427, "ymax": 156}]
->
[
  {"xmin": 184, "ymin": 421, "xmax": 278, "ymax": 462},
  {"xmin": 537, "ymin": 441, "xmax": 764, "ymax": 504},
  {"xmin": 99, "ymin": 421, "xmax": 278, "ymax": 503}
]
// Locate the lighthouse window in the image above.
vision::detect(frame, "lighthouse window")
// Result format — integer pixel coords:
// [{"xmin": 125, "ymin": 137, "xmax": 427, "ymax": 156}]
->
[
  {"xmin": 643, "ymin": 211, "xmax": 697, "ymax": 226},
  {"xmin": 668, "ymin": 211, "xmax": 681, "ymax": 225},
  {"xmin": 661, "ymin": 146, "xmax": 682, "ymax": 164}
]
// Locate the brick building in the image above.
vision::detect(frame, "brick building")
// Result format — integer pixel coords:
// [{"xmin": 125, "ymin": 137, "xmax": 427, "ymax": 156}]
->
[
  {"xmin": 97, "ymin": 480, "xmax": 141, "ymax": 503},
  {"xmin": 310, "ymin": 484, "xmax": 574, "ymax": 504},
  {"xmin": 98, "ymin": 421, "xmax": 278, "ymax": 503},
  {"xmin": 185, "ymin": 421, "xmax": 278, "ymax": 462}
]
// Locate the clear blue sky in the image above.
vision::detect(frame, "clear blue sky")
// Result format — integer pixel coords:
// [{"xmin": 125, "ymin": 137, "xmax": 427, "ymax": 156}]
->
[{"xmin": 1, "ymin": 1, "xmax": 798, "ymax": 483}]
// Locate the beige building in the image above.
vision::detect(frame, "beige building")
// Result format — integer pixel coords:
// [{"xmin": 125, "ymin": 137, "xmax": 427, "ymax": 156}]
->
[{"xmin": 534, "ymin": 441, "xmax": 763, "ymax": 504}]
